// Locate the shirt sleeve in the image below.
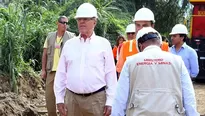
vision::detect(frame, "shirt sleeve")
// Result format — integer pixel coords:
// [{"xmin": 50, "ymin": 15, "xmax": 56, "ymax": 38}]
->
[
  {"xmin": 111, "ymin": 60, "xmax": 130, "ymax": 116},
  {"xmin": 104, "ymin": 43, "xmax": 118, "ymax": 106},
  {"xmin": 43, "ymin": 38, "xmax": 48, "ymax": 48},
  {"xmin": 116, "ymin": 44, "xmax": 125, "ymax": 73},
  {"xmin": 189, "ymin": 49, "xmax": 199, "ymax": 78},
  {"xmin": 181, "ymin": 60, "xmax": 200, "ymax": 116},
  {"xmin": 54, "ymin": 45, "xmax": 68, "ymax": 104}
]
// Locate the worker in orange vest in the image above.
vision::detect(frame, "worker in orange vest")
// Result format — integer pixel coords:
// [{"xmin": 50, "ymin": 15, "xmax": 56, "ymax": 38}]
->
[
  {"xmin": 116, "ymin": 24, "xmax": 137, "ymax": 77},
  {"xmin": 116, "ymin": 7, "xmax": 156, "ymax": 75},
  {"xmin": 161, "ymin": 36, "xmax": 169, "ymax": 52}
]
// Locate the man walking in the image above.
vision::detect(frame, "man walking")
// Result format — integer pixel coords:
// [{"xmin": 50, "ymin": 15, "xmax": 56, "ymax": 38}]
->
[
  {"xmin": 116, "ymin": 24, "xmax": 138, "ymax": 75},
  {"xmin": 116, "ymin": 7, "xmax": 158, "ymax": 75},
  {"xmin": 112, "ymin": 27, "xmax": 199, "ymax": 116},
  {"xmin": 170, "ymin": 24, "xmax": 199, "ymax": 80},
  {"xmin": 54, "ymin": 3, "xmax": 117, "ymax": 116},
  {"xmin": 41, "ymin": 16, "xmax": 75, "ymax": 116}
]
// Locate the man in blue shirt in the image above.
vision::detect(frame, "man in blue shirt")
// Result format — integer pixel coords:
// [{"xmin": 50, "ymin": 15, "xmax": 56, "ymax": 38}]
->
[{"xmin": 169, "ymin": 24, "xmax": 199, "ymax": 80}]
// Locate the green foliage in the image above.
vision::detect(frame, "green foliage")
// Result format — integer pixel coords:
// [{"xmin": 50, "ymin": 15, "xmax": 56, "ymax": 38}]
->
[{"xmin": 0, "ymin": 0, "xmax": 61, "ymax": 92}]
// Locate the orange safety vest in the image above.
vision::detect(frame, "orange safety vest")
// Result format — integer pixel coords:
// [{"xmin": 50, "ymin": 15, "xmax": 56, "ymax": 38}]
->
[
  {"xmin": 116, "ymin": 39, "xmax": 138, "ymax": 73},
  {"xmin": 161, "ymin": 41, "xmax": 169, "ymax": 52},
  {"xmin": 112, "ymin": 46, "xmax": 117, "ymax": 60}
]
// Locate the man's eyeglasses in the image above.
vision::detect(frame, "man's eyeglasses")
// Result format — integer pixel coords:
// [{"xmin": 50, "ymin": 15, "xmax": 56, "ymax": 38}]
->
[
  {"xmin": 127, "ymin": 32, "xmax": 135, "ymax": 35},
  {"xmin": 59, "ymin": 21, "xmax": 68, "ymax": 25}
]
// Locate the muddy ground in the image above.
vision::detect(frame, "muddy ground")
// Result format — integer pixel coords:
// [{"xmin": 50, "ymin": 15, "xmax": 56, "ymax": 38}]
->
[
  {"xmin": 194, "ymin": 81, "xmax": 205, "ymax": 115},
  {"xmin": 0, "ymin": 72, "xmax": 46, "ymax": 116},
  {"xmin": 0, "ymin": 72, "xmax": 205, "ymax": 116}
]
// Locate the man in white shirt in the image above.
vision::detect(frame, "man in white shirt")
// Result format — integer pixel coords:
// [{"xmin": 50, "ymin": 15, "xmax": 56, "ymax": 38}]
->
[
  {"xmin": 111, "ymin": 27, "xmax": 199, "ymax": 116},
  {"xmin": 54, "ymin": 3, "xmax": 117, "ymax": 116}
]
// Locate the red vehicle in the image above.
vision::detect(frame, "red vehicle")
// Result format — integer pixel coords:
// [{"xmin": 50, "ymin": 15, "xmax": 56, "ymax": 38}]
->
[{"xmin": 189, "ymin": 0, "xmax": 205, "ymax": 79}]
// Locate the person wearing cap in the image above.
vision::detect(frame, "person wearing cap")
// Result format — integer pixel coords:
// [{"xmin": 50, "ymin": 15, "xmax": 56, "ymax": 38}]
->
[
  {"xmin": 54, "ymin": 3, "xmax": 117, "ymax": 116},
  {"xmin": 169, "ymin": 24, "xmax": 199, "ymax": 80},
  {"xmin": 133, "ymin": 7, "xmax": 169, "ymax": 52},
  {"xmin": 111, "ymin": 27, "xmax": 199, "ymax": 116},
  {"xmin": 116, "ymin": 24, "xmax": 138, "ymax": 75},
  {"xmin": 133, "ymin": 7, "xmax": 155, "ymax": 33},
  {"xmin": 41, "ymin": 16, "xmax": 75, "ymax": 116},
  {"xmin": 116, "ymin": 7, "xmax": 169, "ymax": 75}
]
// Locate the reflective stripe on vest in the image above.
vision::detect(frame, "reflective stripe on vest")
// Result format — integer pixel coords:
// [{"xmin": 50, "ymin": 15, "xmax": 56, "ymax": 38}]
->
[{"xmin": 129, "ymin": 40, "xmax": 133, "ymax": 52}]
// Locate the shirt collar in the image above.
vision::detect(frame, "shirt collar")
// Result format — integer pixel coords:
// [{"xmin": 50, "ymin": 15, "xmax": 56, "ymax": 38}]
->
[
  {"xmin": 171, "ymin": 42, "xmax": 187, "ymax": 49},
  {"xmin": 143, "ymin": 45, "xmax": 161, "ymax": 52},
  {"xmin": 181, "ymin": 42, "xmax": 187, "ymax": 48},
  {"xmin": 78, "ymin": 32, "xmax": 96, "ymax": 42}
]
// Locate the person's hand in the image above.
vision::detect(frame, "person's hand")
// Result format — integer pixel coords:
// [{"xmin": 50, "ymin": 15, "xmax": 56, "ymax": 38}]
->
[
  {"xmin": 57, "ymin": 103, "xmax": 67, "ymax": 116},
  {"xmin": 104, "ymin": 105, "xmax": 112, "ymax": 116},
  {"xmin": 41, "ymin": 70, "xmax": 47, "ymax": 79}
]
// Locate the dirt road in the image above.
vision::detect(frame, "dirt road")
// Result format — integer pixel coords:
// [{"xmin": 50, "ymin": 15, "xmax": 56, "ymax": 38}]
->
[{"xmin": 194, "ymin": 82, "xmax": 205, "ymax": 115}]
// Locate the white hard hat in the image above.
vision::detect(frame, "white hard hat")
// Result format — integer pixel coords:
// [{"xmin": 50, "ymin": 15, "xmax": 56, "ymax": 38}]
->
[
  {"xmin": 75, "ymin": 3, "xmax": 98, "ymax": 19},
  {"xmin": 136, "ymin": 27, "xmax": 162, "ymax": 43},
  {"xmin": 125, "ymin": 24, "xmax": 136, "ymax": 33},
  {"xmin": 169, "ymin": 24, "xmax": 188, "ymax": 35},
  {"xmin": 133, "ymin": 7, "xmax": 155, "ymax": 23}
]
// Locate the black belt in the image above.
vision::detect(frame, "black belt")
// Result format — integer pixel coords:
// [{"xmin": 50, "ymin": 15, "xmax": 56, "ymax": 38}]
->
[{"xmin": 69, "ymin": 86, "xmax": 106, "ymax": 97}]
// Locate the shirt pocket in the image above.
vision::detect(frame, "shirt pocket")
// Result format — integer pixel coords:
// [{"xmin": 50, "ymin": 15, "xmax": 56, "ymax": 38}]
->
[
  {"xmin": 127, "ymin": 89, "xmax": 183, "ymax": 116},
  {"xmin": 87, "ymin": 52, "xmax": 104, "ymax": 67}
]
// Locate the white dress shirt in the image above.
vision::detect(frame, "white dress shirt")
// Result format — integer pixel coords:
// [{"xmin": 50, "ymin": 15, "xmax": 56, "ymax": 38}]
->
[
  {"xmin": 111, "ymin": 46, "xmax": 199, "ymax": 116},
  {"xmin": 54, "ymin": 33, "xmax": 117, "ymax": 106}
]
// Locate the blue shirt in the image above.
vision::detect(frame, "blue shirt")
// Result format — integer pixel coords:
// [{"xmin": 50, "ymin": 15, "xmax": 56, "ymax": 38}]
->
[
  {"xmin": 170, "ymin": 43, "xmax": 199, "ymax": 77},
  {"xmin": 111, "ymin": 49, "xmax": 199, "ymax": 116}
]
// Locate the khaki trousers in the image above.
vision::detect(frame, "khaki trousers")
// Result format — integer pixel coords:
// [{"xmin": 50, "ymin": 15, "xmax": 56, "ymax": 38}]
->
[
  {"xmin": 46, "ymin": 71, "xmax": 57, "ymax": 116},
  {"xmin": 65, "ymin": 89, "xmax": 106, "ymax": 116}
]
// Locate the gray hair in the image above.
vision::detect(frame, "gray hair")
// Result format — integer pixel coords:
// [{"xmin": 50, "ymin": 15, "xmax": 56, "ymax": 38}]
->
[{"xmin": 58, "ymin": 16, "xmax": 68, "ymax": 22}]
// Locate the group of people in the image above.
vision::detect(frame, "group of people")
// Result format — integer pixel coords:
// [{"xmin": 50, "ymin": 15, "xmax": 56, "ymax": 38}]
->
[{"xmin": 41, "ymin": 2, "xmax": 200, "ymax": 116}]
